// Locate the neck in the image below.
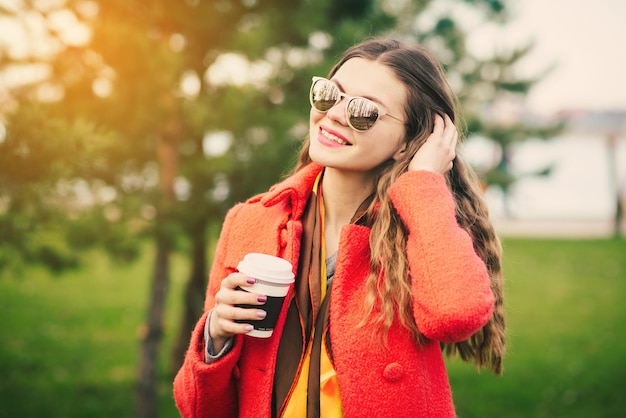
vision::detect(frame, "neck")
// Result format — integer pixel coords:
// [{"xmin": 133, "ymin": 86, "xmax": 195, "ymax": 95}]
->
[{"xmin": 321, "ymin": 168, "xmax": 374, "ymax": 230}]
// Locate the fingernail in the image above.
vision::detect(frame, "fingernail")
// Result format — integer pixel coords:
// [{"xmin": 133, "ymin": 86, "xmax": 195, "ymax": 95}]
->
[
  {"xmin": 246, "ymin": 277, "xmax": 256, "ymax": 284},
  {"xmin": 244, "ymin": 324, "xmax": 254, "ymax": 331},
  {"xmin": 257, "ymin": 295, "xmax": 267, "ymax": 303},
  {"xmin": 256, "ymin": 310, "xmax": 267, "ymax": 319}
]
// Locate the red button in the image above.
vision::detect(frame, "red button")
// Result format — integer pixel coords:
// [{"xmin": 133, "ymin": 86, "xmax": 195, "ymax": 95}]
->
[{"xmin": 383, "ymin": 362, "xmax": 404, "ymax": 382}]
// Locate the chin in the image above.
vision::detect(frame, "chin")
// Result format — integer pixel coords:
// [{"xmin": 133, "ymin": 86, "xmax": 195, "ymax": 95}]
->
[
  {"xmin": 308, "ymin": 149, "xmax": 335, "ymax": 169},
  {"xmin": 307, "ymin": 148, "xmax": 326, "ymax": 167}
]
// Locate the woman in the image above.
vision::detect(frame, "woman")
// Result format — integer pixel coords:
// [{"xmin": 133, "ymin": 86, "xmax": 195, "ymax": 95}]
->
[{"xmin": 174, "ymin": 38, "xmax": 505, "ymax": 418}]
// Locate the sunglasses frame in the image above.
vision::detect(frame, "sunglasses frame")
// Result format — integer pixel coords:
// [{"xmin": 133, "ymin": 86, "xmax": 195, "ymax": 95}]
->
[{"xmin": 309, "ymin": 76, "xmax": 403, "ymax": 132}]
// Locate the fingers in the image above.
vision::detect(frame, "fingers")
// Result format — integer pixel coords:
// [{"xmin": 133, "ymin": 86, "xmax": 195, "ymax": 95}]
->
[
  {"xmin": 210, "ymin": 273, "xmax": 268, "ymax": 339},
  {"xmin": 443, "ymin": 115, "xmax": 458, "ymax": 172},
  {"xmin": 408, "ymin": 114, "xmax": 458, "ymax": 174},
  {"xmin": 433, "ymin": 112, "xmax": 445, "ymax": 136},
  {"xmin": 430, "ymin": 114, "xmax": 457, "ymax": 170},
  {"xmin": 211, "ymin": 304, "xmax": 265, "ymax": 337},
  {"xmin": 441, "ymin": 114, "xmax": 458, "ymax": 152}
]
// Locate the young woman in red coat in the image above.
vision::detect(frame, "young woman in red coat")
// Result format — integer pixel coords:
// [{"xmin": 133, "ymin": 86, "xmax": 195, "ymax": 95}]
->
[{"xmin": 174, "ymin": 38, "xmax": 505, "ymax": 417}]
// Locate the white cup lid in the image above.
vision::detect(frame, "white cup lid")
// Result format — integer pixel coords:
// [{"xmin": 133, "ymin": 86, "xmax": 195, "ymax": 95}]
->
[{"xmin": 237, "ymin": 253, "xmax": 295, "ymax": 283}]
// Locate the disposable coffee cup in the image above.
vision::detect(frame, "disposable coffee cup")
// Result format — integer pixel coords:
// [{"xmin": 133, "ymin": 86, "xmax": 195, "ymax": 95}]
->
[{"xmin": 235, "ymin": 253, "xmax": 295, "ymax": 338}]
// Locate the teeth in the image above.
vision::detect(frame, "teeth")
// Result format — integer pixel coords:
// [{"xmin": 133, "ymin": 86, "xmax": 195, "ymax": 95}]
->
[{"xmin": 321, "ymin": 128, "xmax": 348, "ymax": 145}]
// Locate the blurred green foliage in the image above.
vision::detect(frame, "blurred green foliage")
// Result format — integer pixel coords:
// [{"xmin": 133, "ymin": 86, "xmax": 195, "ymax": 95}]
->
[{"xmin": 0, "ymin": 0, "xmax": 546, "ymax": 273}]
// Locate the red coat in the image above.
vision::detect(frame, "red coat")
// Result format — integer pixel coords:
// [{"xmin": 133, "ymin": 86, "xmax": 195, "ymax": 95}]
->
[{"xmin": 173, "ymin": 163, "xmax": 494, "ymax": 418}]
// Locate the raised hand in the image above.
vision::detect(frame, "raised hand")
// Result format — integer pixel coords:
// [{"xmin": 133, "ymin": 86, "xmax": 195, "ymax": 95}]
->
[{"xmin": 408, "ymin": 114, "xmax": 457, "ymax": 174}]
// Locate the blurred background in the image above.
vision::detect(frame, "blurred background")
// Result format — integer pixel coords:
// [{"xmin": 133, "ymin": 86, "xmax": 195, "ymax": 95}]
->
[{"xmin": 0, "ymin": 0, "xmax": 624, "ymax": 417}]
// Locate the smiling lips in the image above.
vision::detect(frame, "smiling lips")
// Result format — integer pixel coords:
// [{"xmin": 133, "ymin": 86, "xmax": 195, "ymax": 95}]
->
[{"xmin": 319, "ymin": 126, "xmax": 351, "ymax": 146}]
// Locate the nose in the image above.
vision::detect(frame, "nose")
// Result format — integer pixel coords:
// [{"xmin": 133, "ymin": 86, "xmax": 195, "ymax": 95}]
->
[{"xmin": 325, "ymin": 97, "xmax": 348, "ymax": 127}]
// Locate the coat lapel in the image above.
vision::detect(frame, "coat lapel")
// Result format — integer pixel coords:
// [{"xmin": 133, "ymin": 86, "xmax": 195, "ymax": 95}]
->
[{"xmin": 222, "ymin": 164, "xmax": 322, "ymax": 271}]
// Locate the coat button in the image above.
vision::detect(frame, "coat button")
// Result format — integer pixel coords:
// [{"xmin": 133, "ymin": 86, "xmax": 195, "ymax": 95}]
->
[{"xmin": 383, "ymin": 363, "xmax": 404, "ymax": 382}]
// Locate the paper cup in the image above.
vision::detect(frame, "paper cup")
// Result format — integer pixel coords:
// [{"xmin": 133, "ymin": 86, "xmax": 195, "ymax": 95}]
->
[{"xmin": 235, "ymin": 253, "xmax": 295, "ymax": 338}]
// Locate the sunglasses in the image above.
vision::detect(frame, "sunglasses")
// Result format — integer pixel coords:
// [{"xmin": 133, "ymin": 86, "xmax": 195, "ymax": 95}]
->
[{"xmin": 309, "ymin": 76, "xmax": 403, "ymax": 132}]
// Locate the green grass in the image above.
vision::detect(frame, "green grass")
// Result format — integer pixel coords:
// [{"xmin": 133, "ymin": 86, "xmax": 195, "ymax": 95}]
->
[
  {"xmin": 1, "ymin": 238, "xmax": 625, "ymax": 417},
  {"xmin": 0, "ymin": 246, "xmax": 188, "ymax": 418},
  {"xmin": 448, "ymin": 238, "xmax": 626, "ymax": 418}
]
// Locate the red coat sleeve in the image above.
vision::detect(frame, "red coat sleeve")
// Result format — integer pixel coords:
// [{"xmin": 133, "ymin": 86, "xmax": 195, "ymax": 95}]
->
[
  {"xmin": 173, "ymin": 204, "xmax": 245, "ymax": 418},
  {"xmin": 389, "ymin": 170, "xmax": 494, "ymax": 343}
]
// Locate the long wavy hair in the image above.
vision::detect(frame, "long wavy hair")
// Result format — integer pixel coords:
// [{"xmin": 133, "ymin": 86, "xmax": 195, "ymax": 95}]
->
[{"xmin": 293, "ymin": 38, "xmax": 505, "ymax": 374}]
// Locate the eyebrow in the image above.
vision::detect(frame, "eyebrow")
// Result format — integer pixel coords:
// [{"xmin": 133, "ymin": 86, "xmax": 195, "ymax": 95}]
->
[{"xmin": 331, "ymin": 77, "xmax": 388, "ymax": 108}]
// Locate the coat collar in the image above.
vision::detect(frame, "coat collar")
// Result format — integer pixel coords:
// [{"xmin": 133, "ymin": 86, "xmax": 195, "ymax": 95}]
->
[{"xmin": 259, "ymin": 163, "xmax": 323, "ymax": 220}]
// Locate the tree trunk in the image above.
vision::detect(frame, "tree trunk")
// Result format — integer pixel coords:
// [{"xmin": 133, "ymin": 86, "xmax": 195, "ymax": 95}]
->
[
  {"xmin": 170, "ymin": 223, "xmax": 209, "ymax": 375},
  {"xmin": 500, "ymin": 146, "xmax": 513, "ymax": 218},
  {"xmin": 136, "ymin": 134, "xmax": 178, "ymax": 418},
  {"xmin": 607, "ymin": 134, "xmax": 623, "ymax": 238},
  {"xmin": 136, "ymin": 233, "xmax": 170, "ymax": 418}
]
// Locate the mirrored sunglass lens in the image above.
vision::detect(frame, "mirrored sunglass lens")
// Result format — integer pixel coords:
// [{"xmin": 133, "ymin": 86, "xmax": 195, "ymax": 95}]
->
[
  {"xmin": 311, "ymin": 80, "xmax": 338, "ymax": 112},
  {"xmin": 347, "ymin": 98, "xmax": 379, "ymax": 131}
]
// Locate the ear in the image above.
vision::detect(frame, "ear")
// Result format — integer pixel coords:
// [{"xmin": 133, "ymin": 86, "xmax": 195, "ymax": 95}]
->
[{"xmin": 392, "ymin": 141, "xmax": 408, "ymax": 161}]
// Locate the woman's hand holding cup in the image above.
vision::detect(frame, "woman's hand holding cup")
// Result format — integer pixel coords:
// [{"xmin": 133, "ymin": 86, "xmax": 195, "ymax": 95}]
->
[
  {"xmin": 209, "ymin": 253, "xmax": 295, "ymax": 352},
  {"xmin": 209, "ymin": 272, "xmax": 267, "ymax": 352}
]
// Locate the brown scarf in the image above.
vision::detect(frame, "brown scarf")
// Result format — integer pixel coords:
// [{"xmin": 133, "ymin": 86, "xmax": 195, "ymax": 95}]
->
[{"xmin": 273, "ymin": 181, "xmax": 372, "ymax": 417}]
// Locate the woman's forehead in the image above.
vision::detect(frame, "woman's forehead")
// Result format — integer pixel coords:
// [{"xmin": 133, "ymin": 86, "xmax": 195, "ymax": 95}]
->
[{"xmin": 332, "ymin": 58, "xmax": 407, "ymax": 111}]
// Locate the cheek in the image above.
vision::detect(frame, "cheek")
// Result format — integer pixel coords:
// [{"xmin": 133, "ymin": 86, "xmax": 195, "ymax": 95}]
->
[
  {"xmin": 381, "ymin": 128, "xmax": 407, "ymax": 157},
  {"xmin": 310, "ymin": 108, "xmax": 323, "ymax": 123},
  {"xmin": 309, "ymin": 109, "xmax": 323, "ymax": 133}
]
